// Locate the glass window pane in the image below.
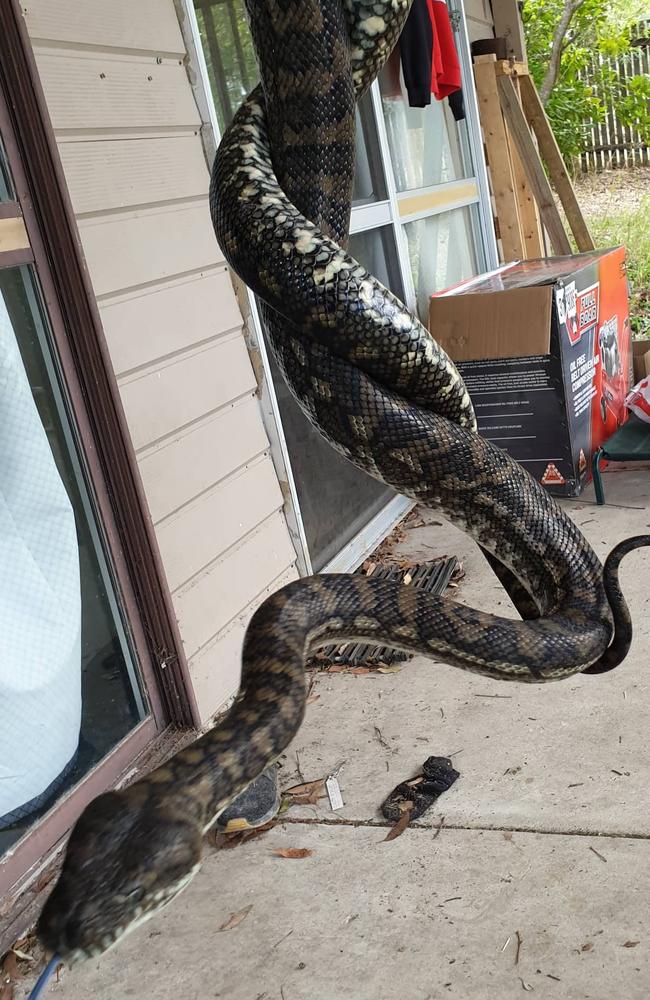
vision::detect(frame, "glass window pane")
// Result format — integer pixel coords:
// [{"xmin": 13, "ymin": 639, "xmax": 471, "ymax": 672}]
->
[
  {"xmin": 404, "ymin": 206, "xmax": 484, "ymax": 324},
  {"xmin": 0, "ymin": 266, "xmax": 146, "ymax": 855},
  {"xmin": 195, "ymin": 0, "xmax": 387, "ymax": 207},
  {"xmin": 195, "ymin": 0, "xmax": 257, "ymax": 134},
  {"xmin": 0, "ymin": 138, "xmax": 14, "ymax": 200},
  {"xmin": 379, "ymin": 61, "xmax": 472, "ymax": 193},
  {"xmin": 352, "ymin": 94, "xmax": 387, "ymax": 206},
  {"xmin": 259, "ymin": 225, "xmax": 403, "ymax": 571},
  {"xmin": 348, "ymin": 226, "xmax": 403, "ymax": 293}
]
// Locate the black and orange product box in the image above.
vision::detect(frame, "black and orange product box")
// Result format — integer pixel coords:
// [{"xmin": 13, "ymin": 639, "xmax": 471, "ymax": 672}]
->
[{"xmin": 429, "ymin": 247, "xmax": 631, "ymax": 497}]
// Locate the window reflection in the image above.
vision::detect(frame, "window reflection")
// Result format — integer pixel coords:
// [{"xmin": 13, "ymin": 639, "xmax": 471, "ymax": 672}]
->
[
  {"xmin": 379, "ymin": 60, "xmax": 470, "ymax": 192},
  {"xmin": 352, "ymin": 96, "xmax": 387, "ymax": 206},
  {"xmin": 348, "ymin": 226, "xmax": 402, "ymax": 293},
  {"xmin": 0, "ymin": 267, "xmax": 145, "ymax": 855},
  {"xmin": 404, "ymin": 206, "xmax": 482, "ymax": 323},
  {"xmin": 0, "ymin": 138, "xmax": 13, "ymax": 200},
  {"xmin": 195, "ymin": 0, "xmax": 386, "ymax": 207}
]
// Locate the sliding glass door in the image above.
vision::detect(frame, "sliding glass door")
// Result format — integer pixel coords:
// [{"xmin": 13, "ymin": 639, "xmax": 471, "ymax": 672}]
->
[{"xmin": 191, "ymin": 0, "xmax": 496, "ymax": 571}]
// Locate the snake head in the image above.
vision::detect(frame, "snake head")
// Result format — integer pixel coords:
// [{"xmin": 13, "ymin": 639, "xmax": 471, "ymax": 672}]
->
[{"xmin": 37, "ymin": 785, "xmax": 203, "ymax": 964}]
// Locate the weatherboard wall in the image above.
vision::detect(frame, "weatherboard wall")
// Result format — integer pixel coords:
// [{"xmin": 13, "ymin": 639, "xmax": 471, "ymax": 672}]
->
[{"xmin": 24, "ymin": 0, "xmax": 299, "ymax": 723}]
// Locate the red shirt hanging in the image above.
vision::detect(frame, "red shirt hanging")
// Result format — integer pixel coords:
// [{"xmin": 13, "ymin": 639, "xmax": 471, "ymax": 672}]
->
[{"xmin": 427, "ymin": 0, "xmax": 462, "ymax": 100}]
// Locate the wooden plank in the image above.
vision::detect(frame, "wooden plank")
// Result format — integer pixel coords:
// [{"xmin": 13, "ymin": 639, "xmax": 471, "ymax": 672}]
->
[
  {"xmin": 496, "ymin": 74, "xmax": 572, "ymax": 255},
  {"xmin": 518, "ymin": 74, "xmax": 594, "ymax": 252},
  {"xmin": 494, "ymin": 60, "xmax": 529, "ymax": 77},
  {"xmin": 78, "ymin": 201, "xmax": 223, "ymax": 298},
  {"xmin": 34, "ymin": 51, "xmax": 200, "ymax": 131},
  {"xmin": 156, "ymin": 457, "xmax": 284, "ymax": 592},
  {"xmin": 508, "ymin": 140, "xmax": 543, "ymax": 259},
  {"xmin": 473, "ymin": 56, "xmax": 525, "ymax": 261},
  {"xmin": 101, "ymin": 269, "xmax": 241, "ymax": 376},
  {"xmin": 25, "ymin": 0, "xmax": 185, "ymax": 53},
  {"xmin": 59, "ymin": 135, "xmax": 209, "ymax": 215},
  {"xmin": 174, "ymin": 511, "xmax": 298, "ymax": 659},
  {"xmin": 0, "ymin": 216, "xmax": 29, "ymax": 252},
  {"xmin": 138, "ymin": 395, "xmax": 270, "ymax": 524},
  {"xmin": 120, "ymin": 333, "xmax": 256, "ymax": 451},
  {"xmin": 506, "ymin": 77, "xmax": 543, "ymax": 259},
  {"xmin": 187, "ymin": 565, "xmax": 299, "ymax": 721},
  {"xmin": 397, "ymin": 180, "xmax": 479, "ymax": 219}
]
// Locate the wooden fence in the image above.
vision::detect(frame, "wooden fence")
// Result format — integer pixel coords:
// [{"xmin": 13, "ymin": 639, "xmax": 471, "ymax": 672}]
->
[{"xmin": 580, "ymin": 20, "xmax": 650, "ymax": 171}]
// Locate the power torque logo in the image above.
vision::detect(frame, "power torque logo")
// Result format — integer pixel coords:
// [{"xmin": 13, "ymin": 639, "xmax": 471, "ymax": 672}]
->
[{"xmin": 556, "ymin": 281, "xmax": 600, "ymax": 346}]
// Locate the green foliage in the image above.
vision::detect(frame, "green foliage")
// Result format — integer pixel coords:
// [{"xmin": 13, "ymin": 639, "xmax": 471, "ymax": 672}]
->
[
  {"xmin": 194, "ymin": 0, "xmax": 258, "ymax": 134},
  {"xmin": 522, "ymin": 1, "xmax": 650, "ymax": 165},
  {"xmin": 616, "ymin": 73, "xmax": 650, "ymax": 144},
  {"xmin": 588, "ymin": 195, "xmax": 650, "ymax": 338}
]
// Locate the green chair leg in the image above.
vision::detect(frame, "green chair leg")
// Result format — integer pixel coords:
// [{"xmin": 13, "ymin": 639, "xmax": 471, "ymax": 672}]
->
[{"xmin": 592, "ymin": 448, "xmax": 606, "ymax": 505}]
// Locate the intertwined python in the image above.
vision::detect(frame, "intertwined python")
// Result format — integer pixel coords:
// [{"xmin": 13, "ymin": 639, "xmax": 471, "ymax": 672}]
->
[{"xmin": 37, "ymin": 0, "xmax": 649, "ymax": 965}]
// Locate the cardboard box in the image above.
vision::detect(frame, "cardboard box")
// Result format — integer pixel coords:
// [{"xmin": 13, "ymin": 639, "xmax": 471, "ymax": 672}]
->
[
  {"xmin": 632, "ymin": 339, "xmax": 650, "ymax": 382},
  {"xmin": 430, "ymin": 248, "xmax": 631, "ymax": 496}
]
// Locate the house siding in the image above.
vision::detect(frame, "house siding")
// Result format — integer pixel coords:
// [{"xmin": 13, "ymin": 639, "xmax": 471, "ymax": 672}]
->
[
  {"xmin": 24, "ymin": 0, "xmax": 299, "ymax": 723},
  {"xmin": 464, "ymin": 0, "xmax": 495, "ymax": 43}
]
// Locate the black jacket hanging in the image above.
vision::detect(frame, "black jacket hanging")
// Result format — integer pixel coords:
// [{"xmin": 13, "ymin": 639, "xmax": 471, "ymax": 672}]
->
[{"xmin": 399, "ymin": 0, "xmax": 434, "ymax": 108}]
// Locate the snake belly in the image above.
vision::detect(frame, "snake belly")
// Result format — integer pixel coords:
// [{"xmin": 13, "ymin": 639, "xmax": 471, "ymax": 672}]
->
[{"xmin": 37, "ymin": 0, "xmax": 649, "ymax": 966}]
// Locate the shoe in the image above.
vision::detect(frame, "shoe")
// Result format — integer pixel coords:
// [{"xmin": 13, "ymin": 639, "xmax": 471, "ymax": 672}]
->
[{"xmin": 216, "ymin": 765, "xmax": 280, "ymax": 832}]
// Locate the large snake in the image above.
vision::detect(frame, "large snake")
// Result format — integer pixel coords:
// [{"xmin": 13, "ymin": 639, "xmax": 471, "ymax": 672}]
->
[{"xmin": 38, "ymin": 0, "xmax": 649, "ymax": 965}]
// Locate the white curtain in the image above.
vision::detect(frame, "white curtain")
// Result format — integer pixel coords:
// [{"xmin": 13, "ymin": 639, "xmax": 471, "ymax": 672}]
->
[{"xmin": 0, "ymin": 289, "xmax": 81, "ymax": 826}]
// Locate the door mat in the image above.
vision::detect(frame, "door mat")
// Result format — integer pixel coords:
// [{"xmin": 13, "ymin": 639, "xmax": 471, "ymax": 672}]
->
[{"xmin": 307, "ymin": 556, "xmax": 459, "ymax": 671}]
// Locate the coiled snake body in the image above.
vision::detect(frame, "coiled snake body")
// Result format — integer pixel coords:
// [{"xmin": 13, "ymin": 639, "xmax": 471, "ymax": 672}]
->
[{"xmin": 39, "ymin": 0, "xmax": 649, "ymax": 964}]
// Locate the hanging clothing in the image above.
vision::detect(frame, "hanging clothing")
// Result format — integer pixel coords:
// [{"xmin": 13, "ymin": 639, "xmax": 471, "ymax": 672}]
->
[
  {"xmin": 399, "ymin": 0, "xmax": 434, "ymax": 108},
  {"xmin": 427, "ymin": 0, "xmax": 462, "ymax": 99},
  {"xmin": 397, "ymin": 0, "xmax": 463, "ymax": 109},
  {"xmin": 448, "ymin": 88, "xmax": 466, "ymax": 122}
]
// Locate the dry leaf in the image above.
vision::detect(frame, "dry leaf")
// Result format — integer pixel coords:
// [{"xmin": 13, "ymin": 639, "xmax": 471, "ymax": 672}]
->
[
  {"xmin": 623, "ymin": 941, "xmax": 640, "ymax": 948},
  {"xmin": 581, "ymin": 942, "xmax": 594, "ymax": 952},
  {"xmin": 384, "ymin": 805, "xmax": 413, "ymax": 842},
  {"xmin": 402, "ymin": 572, "xmax": 413, "ymax": 585},
  {"xmin": 1, "ymin": 955, "xmax": 19, "ymax": 981},
  {"xmin": 218, "ymin": 904, "xmax": 253, "ymax": 932},
  {"xmin": 10, "ymin": 950, "xmax": 33, "ymax": 963},
  {"xmin": 348, "ymin": 666, "xmax": 371, "ymax": 675},
  {"xmin": 35, "ymin": 872, "xmax": 55, "ymax": 893},
  {"xmin": 377, "ymin": 665, "xmax": 402, "ymax": 674},
  {"xmin": 282, "ymin": 777, "xmax": 326, "ymax": 807},
  {"xmin": 306, "ymin": 693, "xmax": 320, "ymax": 705},
  {"xmin": 284, "ymin": 779, "xmax": 326, "ymax": 799},
  {"xmin": 273, "ymin": 848, "xmax": 313, "ymax": 859},
  {"xmin": 214, "ymin": 820, "xmax": 276, "ymax": 850}
]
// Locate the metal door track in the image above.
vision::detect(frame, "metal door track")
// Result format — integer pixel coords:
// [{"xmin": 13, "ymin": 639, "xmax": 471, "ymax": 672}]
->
[{"xmin": 307, "ymin": 556, "xmax": 459, "ymax": 669}]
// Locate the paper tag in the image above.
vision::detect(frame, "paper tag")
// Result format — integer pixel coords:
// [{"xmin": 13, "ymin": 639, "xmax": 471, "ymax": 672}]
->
[{"xmin": 326, "ymin": 775, "xmax": 344, "ymax": 811}]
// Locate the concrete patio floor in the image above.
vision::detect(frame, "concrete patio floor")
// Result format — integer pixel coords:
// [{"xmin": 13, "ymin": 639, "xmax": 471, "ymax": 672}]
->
[{"xmin": 20, "ymin": 468, "xmax": 650, "ymax": 1000}]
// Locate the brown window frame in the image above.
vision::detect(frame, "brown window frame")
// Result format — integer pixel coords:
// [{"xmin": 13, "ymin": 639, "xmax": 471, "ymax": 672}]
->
[{"xmin": 0, "ymin": 0, "xmax": 200, "ymax": 925}]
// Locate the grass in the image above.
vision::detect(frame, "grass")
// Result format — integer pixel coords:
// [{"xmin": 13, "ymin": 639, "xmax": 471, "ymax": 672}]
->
[{"xmin": 585, "ymin": 194, "xmax": 650, "ymax": 339}]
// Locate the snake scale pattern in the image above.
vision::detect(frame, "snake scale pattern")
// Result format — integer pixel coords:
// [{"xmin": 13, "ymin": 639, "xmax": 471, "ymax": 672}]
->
[{"xmin": 38, "ymin": 0, "xmax": 649, "ymax": 964}]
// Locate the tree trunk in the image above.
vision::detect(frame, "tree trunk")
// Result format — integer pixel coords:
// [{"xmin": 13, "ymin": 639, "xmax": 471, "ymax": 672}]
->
[{"xmin": 539, "ymin": 0, "xmax": 584, "ymax": 105}]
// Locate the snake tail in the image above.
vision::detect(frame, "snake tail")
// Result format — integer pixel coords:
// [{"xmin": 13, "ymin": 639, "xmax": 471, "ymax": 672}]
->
[{"xmin": 583, "ymin": 534, "xmax": 650, "ymax": 674}]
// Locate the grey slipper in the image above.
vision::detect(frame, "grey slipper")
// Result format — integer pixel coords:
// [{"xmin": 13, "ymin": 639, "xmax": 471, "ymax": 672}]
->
[{"xmin": 216, "ymin": 765, "xmax": 280, "ymax": 832}]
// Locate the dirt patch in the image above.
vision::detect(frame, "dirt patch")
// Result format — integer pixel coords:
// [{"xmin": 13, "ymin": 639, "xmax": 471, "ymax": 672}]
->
[{"xmin": 574, "ymin": 167, "xmax": 650, "ymax": 218}]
